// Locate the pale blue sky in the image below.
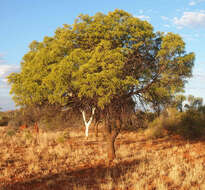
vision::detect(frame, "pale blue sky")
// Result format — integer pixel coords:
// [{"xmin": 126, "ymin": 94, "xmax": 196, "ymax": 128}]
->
[{"xmin": 0, "ymin": 0, "xmax": 205, "ymax": 110}]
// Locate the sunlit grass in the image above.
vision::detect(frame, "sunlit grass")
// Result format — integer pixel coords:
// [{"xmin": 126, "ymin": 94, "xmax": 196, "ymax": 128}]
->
[{"xmin": 0, "ymin": 126, "xmax": 205, "ymax": 189}]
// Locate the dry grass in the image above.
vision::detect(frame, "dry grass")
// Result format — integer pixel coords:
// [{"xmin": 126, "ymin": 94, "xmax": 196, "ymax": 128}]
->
[{"xmin": 0, "ymin": 126, "xmax": 205, "ymax": 190}]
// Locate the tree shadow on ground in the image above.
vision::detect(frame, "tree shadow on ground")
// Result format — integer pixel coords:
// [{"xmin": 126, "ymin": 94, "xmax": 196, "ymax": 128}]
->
[{"xmin": 2, "ymin": 158, "xmax": 141, "ymax": 190}]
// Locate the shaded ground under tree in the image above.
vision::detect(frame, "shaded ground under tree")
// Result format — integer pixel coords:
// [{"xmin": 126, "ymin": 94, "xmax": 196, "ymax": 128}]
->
[{"xmin": 3, "ymin": 159, "xmax": 141, "ymax": 190}]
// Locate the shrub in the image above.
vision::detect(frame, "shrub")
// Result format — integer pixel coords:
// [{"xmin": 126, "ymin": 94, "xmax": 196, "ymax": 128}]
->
[
  {"xmin": 39, "ymin": 115, "xmax": 67, "ymax": 131},
  {"xmin": 178, "ymin": 110, "xmax": 205, "ymax": 139},
  {"xmin": 56, "ymin": 135, "xmax": 65, "ymax": 144},
  {"xmin": 8, "ymin": 118, "xmax": 22, "ymax": 129},
  {"xmin": 145, "ymin": 116, "xmax": 167, "ymax": 139},
  {"xmin": 56, "ymin": 130, "xmax": 70, "ymax": 144},
  {"xmin": 162, "ymin": 108, "xmax": 182, "ymax": 133},
  {"xmin": 146, "ymin": 108, "xmax": 205, "ymax": 139},
  {"xmin": 7, "ymin": 109, "xmax": 31, "ymax": 128},
  {"xmin": 0, "ymin": 116, "xmax": 9, "ymax": 126},
  {"xmin": 122, "ymin": 111, "xmax": 150, "ymax": 132},
  {"xmin": 6, "ymin": 129, "xmax": 17, "ymax": 137},
  {"xmin": 0, "ymin": 112, "xmax": 10, "ymax": 126}
]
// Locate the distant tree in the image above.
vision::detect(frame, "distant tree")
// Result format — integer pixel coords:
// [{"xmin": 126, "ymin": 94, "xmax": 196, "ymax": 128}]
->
[
  {"xmin": 141, "ymin": 86, "xmax": 175, "ymax": 116},
  {"xmin": 175, "ymin": 94, "xmax": 186, "ymax": 112},
  {"xmin": 8, "ymin": 10, "xmax": 195, "ymax": 160},
  {"xmin": 185, "ymin": 95, "xmax": 203, "ymax": 111}
]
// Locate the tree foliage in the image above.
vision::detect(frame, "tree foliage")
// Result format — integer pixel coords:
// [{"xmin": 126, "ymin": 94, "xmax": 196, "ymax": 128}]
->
[
  {"xmin": 185, "ymin": 95, "xmax": 203, "ymax": 111},
  {"xmin": 174, "ymin": 94, "xmax": 186, "ymax": 112},
  {"xmin": 8, "ymin": 9, "xmax": 195, "ymax": 112}
]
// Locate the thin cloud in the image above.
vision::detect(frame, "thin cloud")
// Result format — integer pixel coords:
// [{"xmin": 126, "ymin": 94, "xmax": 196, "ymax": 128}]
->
[
  {"xmin": 0, "ymin": 64, "xmax": 20, "ymax": 89},
  {"xmin": 188, "ymin": 67, "xmax": 205, "ymax": 79},
  {"xmin": 194, "ymin": 74, "xmax": 205, "ymax": 80},
  {"xmin": 173, "ymin": 11, "xmax": 205, "ymax": 29},
  {"xmin": 0, "ymin": 65, "xmax": 20, "ymax": 78},
  {"xmin": 0, "ymin": 60, "xmax": 6, "ymax": 64},
  {"xmin": 189, "ymin": 0, "xmax": 205, "ymax": 6},
  {"xmin": 185, "ymin": 72, "xmax": 205, "ymax": 94},
  {"xmin": 189, "ymin": 1, "xmax": 196, "ymax": 6},
  {"xmin": 180, "ymin": 33, "xmax": 200, "ymax": 41},
  {"xmin": 136, "ymin": 15, "xmax": 151, "ymax": 21},
  {"xmin": 164, "ymin": 24, "xmax": 171, "ymax": 28},
  {"xmin": 0, "ymin": 82, "xmax": 9, "ymax": 89}
]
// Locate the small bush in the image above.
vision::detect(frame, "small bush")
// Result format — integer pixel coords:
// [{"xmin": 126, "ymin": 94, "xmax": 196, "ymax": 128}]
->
[
  {"xmin": 56, "ymin": 130, "xmax": 70, "ymax": 144},
  {"xmin": 39, "ymin": 118, "xmax": 54, "ymax": 131},
  {"xmin": 145, "ymin": 117, "xmax": 167, "ymax": 139},
  {"xmin": 122, "ymin": 111, "xmax": 150, "ymax": 132},
  {"xmin": 178, "ymin": 110, "xmax": 205, "ymax": 139},
  {"xmin": 0, "ymin": 116, "xmax": 9, "ymax": 126},
  {"xmin": 162, "ymin": 108, "xmax": 182, "ymax": 133},
  {"xmin": 146, "ymin": 108, "xmax": 205, "ymax": 139},
  {"xmin": 39, "ymin": 115, "xmax": 67, "ymax": 132},
  {"xmin": 8, "ymin": 119, "xmax": 22, "ymax": 129},
  {"xmin": 56, "ymin": 136, "xmax": 65, "ymax": 144},
  {"xmin": 6, "ymin": 129, "xmax": 17, "ymax": 137},
  {"xmin": 63, "ymin": 130, "xmax": 70, "ymax": 139}
]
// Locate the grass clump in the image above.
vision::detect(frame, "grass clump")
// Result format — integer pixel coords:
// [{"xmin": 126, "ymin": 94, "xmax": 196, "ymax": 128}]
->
[
  {"xmin": 22, "ymin": 129, "xmax": 34, "ymax": 141},
  {"xmin": 56, "ymin": 135, "xmax": 66, "ymax": 144},
  {"xmin": 56, "ymin": 130, "xmax": 70, "ymax": 144},
  {"xmin": 6, "ymin": 129, "xmax": 17, "ymax": 137}
]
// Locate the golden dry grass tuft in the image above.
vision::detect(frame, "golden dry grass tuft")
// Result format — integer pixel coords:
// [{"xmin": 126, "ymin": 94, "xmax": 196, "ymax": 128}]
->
[{"xmin": 0, "ymin": 126, "xmax": 205, "ymax": 190}]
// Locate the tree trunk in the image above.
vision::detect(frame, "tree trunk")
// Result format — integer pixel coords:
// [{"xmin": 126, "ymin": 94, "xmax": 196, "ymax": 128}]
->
[
  {"xmin": 107, "ymin": 132, "xmax": 117, "ymax": 160},
  {"xmin": 85, "ymin": 125, "xmax": 89, "ymax": 138},
  {"xmin": 105, "ymin": 120, "xmax": 120, "ymax": 161},
  {"xmin": 95, "ymin": 122, "xmax": 99, "ymax": 138},
  {"xmin": 81, "ymin": 108, "xmax": 95, "ymax": 139}
]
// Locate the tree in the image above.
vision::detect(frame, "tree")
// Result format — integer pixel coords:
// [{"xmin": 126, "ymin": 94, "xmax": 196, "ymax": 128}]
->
[
  {"xmin": 185, "ymin": 95, "xmax": 203, "ymax": 111},
  {"xmin": 175, "ymin": 94, "xmax": 186, "ymax": 112},
  {"xmin": 80, "ymin": 107, "xmax": 95, "ymax": 138},
  {"xmin": 140, "ymin": 85, "xmax": 175, "ymax": 116},
  {"xmin": 8, "ymin": 10, "xmax": 195, "ymax": 160}
]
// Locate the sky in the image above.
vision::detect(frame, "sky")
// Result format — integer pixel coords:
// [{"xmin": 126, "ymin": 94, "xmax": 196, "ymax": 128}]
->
[{"xmin": 0, "ymin": 0, "xmax": 205, "ymax": 110}]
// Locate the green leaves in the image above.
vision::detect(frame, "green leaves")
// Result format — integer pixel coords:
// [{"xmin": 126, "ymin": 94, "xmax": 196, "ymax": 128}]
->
[{"xmin": 8, "ymin": 9, "xmax": 195, "ymax": 111}]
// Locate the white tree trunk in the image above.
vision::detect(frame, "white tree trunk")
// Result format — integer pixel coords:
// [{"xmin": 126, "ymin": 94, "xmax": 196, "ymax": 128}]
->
[
  {"xmin": 81, "ymin": 107, "xmax": 96, "ymax": 138},
  {"xmin": 85, "ymin": 125, "xmax": 89, "ymax": 137}
]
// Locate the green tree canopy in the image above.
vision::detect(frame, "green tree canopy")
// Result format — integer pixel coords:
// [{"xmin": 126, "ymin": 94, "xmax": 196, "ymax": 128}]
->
[{"xmin": 8, "ymin": 9, "xmax": 194, "ymax": 110}]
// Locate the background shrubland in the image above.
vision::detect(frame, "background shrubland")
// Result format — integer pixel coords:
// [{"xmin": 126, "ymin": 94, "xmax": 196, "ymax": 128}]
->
[
  {"xmin": 2, "ymin": 94, "xmax": 205, "ymax": 141},
  {"xmin": 146, "ymin": 99, "xmax": 205, "ymax": 140}
]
